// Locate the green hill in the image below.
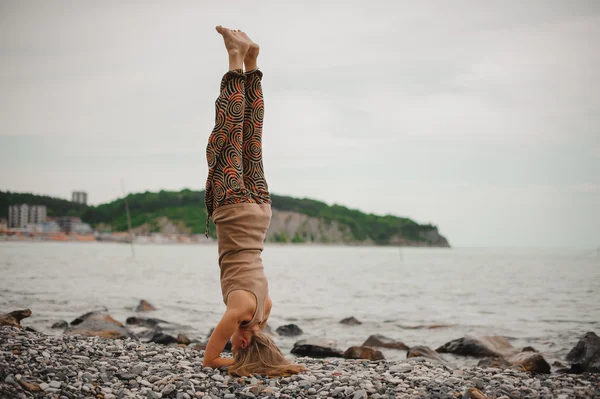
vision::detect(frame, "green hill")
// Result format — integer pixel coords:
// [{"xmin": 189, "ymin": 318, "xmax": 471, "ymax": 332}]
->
[{"xmin": 0, "ymin": 190, "xmax": 449, "ymax": 246}]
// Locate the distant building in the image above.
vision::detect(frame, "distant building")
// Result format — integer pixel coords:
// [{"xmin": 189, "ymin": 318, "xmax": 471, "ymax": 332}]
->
[
  {"xmin": 56, "ymin": 216, "xmax": 82, "ymax": 233},
  {"xmin": 0, "ymin": 217, "xmax": 7, "ymax": 231},
  {"xmin": 72, "ymin": 191, "xmax": 88, "ymax": 205},
  {"xmin": 8, "ymin": 204, "xmax": 28, "ymax": 228},
  {"xmin": 8, "ymin": 204, "xmax": 47, "ymax": 228},
  {"xmin": 28, "ymin": 205, "xmax": 47, "ymax": 224}
]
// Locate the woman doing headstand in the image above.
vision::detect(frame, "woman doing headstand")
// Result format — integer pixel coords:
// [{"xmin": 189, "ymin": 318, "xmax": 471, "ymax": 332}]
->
[{"xmin": 202, "ymin": 26, "xmax": 305, "ymax": 377}]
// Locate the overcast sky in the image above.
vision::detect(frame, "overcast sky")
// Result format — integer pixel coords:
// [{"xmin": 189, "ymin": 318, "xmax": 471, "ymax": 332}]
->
[{"xmin": 1, "ymin": 0, "xmax": 598, "ymax": 248}]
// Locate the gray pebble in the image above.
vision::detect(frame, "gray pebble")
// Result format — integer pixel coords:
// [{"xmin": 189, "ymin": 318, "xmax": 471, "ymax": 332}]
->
[
  {"xmin": 353, "ymin": 389, "xmax": 367, "ymax": 399},
  {"xmin": 162, "ymin": 384, "xmax": 176, "ymax": 395},
  {"xmin": 132, "ymin": 362, "xmax": 147, "ymax": 375},
  {"xmin": 49, "ymin": 381, "xmax": 61, "ymax": 388}
]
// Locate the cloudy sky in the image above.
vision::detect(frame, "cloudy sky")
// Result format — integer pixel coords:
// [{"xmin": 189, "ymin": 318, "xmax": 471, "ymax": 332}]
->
[{"xmin": 1, "ymin": 0, "xmax": 598, "ymax": 248}]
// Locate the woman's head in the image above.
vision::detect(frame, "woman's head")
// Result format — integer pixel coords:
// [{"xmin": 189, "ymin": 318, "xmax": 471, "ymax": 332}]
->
[{"xmin": 229, "ymin": 329, "xmax": 306, "ymax": 377}]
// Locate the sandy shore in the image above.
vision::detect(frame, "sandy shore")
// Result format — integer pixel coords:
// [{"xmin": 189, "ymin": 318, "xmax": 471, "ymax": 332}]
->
[{"xmin": 1, "ymin": 327, "xmax": 599, "ymax": 399}]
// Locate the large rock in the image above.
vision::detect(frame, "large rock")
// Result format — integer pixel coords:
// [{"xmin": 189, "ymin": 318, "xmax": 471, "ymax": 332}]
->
[
  {"xmin": 126, "ymin": 317, "xmax": 164, "ymax": 342},
  {"xmin": 362, "ymin": 334, "xmax": 408, "ymax": 350},
  {"xmin": 566, "ymin": 331, "xmax": 600, "ymax": 373},
  {"xmin": 507, "ymin": 351, "xmax": 551, "ymax": 373},
  {"xmin": 344, "ymin": 346, "xmax": 384, "ymax": 361},
  {"xmin": 436, "ymin": 336, "xmax": 517, "ymax": 358},
  {"xmin": 125, "ymin": 317, "xmax": 181, "ymax": 345},
  {"xmin": 126, "ymin": 317, "xmax": 170, "ymax": 328},
  {"xmin": 291, "ymin": 338, "xmax": 344, "ymax": 358},
  {"xmin": 70, "ymin": 309, "xmax": 108, "ymax": 325},
  {"xmin": 407, "ymin": 345, "xmax": 448, "ymax": 364},
  {"xmin": 66, "ymin": 311, "xmax": 134, "ymax": 339},
  {"xmin": 51, "ymin": 320, "xmax": 68, "ymax": 330},
  {"xmin": 276, "ymin": 324, "xmax": 303, "ymax": 336},
  {"xmin": 134, "ymin": 300, "xmax": 157, "ymax": 312},
  {"xmin": 340, "ymin": 317, "xmax": 362, "ymax": 325},
  {"xmin": 478, "ymin": 357, "xmax": 512, "ymax": 369},
  {"xmin": 0, "ymin": 309, "xmax": 31, "ymax": 328},
  {"xmin": 149, "ymin": 331, "xmax": 177, "ymax": 345}
]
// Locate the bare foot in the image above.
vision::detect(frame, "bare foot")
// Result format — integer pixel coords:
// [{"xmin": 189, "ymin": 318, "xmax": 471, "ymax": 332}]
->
[
  {"xmin": 215, "ymin": 25, "xmax": 249, "ymax": 70},
  {"xmin": 236, "ymin": 30, "xmax": 260, "ymax": 71}
]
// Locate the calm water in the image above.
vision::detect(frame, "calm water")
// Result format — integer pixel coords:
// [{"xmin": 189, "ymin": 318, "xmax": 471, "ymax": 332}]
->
[{"xmin": 1, "ymin": 242, "xmax": 599, "ymax": 366}]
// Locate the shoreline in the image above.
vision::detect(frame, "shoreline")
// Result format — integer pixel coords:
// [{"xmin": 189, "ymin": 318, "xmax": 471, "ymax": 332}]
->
[
  {"xmin": 1, "ymin": 327, "xmax": 599, "ymax": 399},
  {"xmin": 0, "ymin": 236, "xmax": 453, "ymax": 248}
]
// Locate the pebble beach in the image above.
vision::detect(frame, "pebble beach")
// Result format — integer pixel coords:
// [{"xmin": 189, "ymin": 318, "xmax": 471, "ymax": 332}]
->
[{"xmin": 1, "ymin": 327, "xmax": 599, "ymax": 399}]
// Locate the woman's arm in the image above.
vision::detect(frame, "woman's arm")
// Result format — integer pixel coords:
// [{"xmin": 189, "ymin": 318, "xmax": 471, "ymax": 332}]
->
[{"xmin": 202, "ymin": 308, "xmax": 242, "ymax": 368}]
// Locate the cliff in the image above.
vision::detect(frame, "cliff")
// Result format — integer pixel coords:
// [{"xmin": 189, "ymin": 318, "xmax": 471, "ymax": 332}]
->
[{"xmin": 0, "ymin": 190, "xmax": 450, "ymax": 247}]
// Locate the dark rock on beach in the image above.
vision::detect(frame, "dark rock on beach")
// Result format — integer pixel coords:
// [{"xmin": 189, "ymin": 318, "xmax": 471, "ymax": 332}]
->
[
  {"xmin": 508, "ymin": 351, "xmax": 551, "ymax": 373},
  {"xmin": 134, "ymin": 299, "xmax": 157, "ymax": 312},
  {"xmin": 566, "ymin": 331, "xmax": 600, "ymax": 373},
  {"xmin": 50, "ymin": 320, "xmax": 68, "ymax": 330},
  {"xmin": 477, "ymin": 352, "xmax": 551, "ymax": 374},
  {"xmin": 437, "ymin": 335, "xmax": 550, "ymax": 373},
  {"xmin": 149, "ymin": 331, "xmax": 178, "ymax": 345},
  {"xmin": 291, "ymin": 337, "xmax": 344, "ymax": 358},
  {"xmin": 0, "ymin": 309, "xmax": 31, "ymax": 328},
  {"xmin": 176, "ymin": 333, "xmax": 191, "ymax": 345},
  {"xmin": 362, "ymin": 334, "xmax": 409, "ymax": 350},
  {"xmin": 436, "ymin": 335, "xmax": 517, "ymax": 358},
  {"xmin": 340, "ymin": 316, "xmax": 362, "ymax": 325},
  {"xmin": 126, "ymin": 316, "xmax": 170, "ymax": 327},
  {"xmin": 478, "ymin": 357, "xmax": 512, "ymax": 369},
  {"xmin": 66, "ymin": 311, "xmax": 134, "ymax": 339},
  {"xmin": 69, "ymin": 308, "xmax": 108, "ymax": 325},
  {"xmin": 276, "ymin": 323, "xmax": 303, "ymax": 336},
  {"xmin": 407, "ymin": 345, "xmax": 448, "ymax": 364},
  {"xmin": 344, "ymin": 346, "xmax": 384, "ymax": 360},
  {"xmin": 126, "ymin": 316, "xmax": 183, "ymax": 346}
]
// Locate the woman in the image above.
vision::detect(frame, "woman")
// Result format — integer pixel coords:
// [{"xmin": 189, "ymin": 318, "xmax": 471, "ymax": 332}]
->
[{"xmin": 202, "ymin": 26, "xmax": 305, "ymax": 377}]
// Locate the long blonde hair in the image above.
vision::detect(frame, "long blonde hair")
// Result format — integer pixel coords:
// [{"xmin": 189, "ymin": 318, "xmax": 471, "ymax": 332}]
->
[{"xmin": 229, "ymin": 332, "xmax": 307, "ymax": 377}]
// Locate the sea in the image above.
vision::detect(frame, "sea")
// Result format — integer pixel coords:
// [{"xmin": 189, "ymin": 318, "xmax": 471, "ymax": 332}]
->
[{"xmin": 1, "ymin": 242, "xmax": 598, "ymax": 367}]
